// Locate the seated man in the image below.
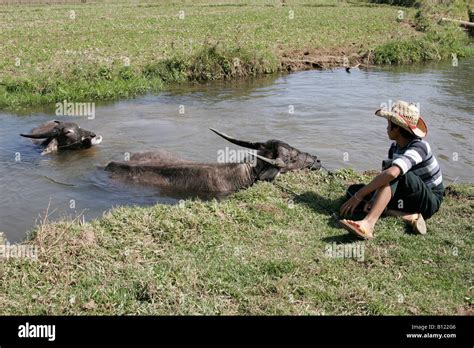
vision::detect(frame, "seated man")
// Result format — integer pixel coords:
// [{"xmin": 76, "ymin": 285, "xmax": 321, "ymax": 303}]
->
[{"xmin": 339, "ymin": 101, "xmax": 444, "ymax": 239}]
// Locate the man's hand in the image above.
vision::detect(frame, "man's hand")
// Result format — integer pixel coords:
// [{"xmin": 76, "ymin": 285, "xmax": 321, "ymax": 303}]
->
[
  {"xmin": 340, "ymin": 195, "xmax": 362, "ymax": 216},
  {"xmin": 340, "ymin": 166, "xmax": 400, "ymax": 217},
  {"xmin": 363, "ymin": 200, "xmax": 373, "ymax": 213}
]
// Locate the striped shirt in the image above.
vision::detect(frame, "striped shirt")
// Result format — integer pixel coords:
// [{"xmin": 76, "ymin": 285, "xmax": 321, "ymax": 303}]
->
[{"xmin": 388, "ymin": 139, "xmax": 443, "ymax": 189}]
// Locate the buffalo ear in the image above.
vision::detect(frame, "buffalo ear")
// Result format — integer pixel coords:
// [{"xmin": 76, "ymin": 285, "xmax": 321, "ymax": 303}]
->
[
  {"xmin": 41, "ymin": 138, "xmax": 58, "ymax": 155},
  {"xmin": 258, "ymin": 167, "xmax": 281, "ymax": 181}
]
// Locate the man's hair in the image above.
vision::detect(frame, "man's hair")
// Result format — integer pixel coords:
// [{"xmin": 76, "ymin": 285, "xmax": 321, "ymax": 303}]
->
[{"xmin": 389, "ymin": 120, "xmax": 418, "ymax": 140}]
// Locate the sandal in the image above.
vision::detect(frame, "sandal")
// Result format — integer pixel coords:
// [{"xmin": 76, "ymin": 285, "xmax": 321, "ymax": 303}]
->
[
  {"xmin": 339, "ymin": 219, "xmax": 374, "ymax": 240},
  {"xmin": 411, "ymin": 214, "xmax": 427, "ymax": 235}
]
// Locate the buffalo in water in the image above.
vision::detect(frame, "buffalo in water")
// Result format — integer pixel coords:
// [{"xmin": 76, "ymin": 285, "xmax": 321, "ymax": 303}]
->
[
  {"xmin": 20, "ymin": 120, "xmax": 102, "ymax": 155},
  {"xmin": 104, "ymin": 129, "xmax": 321, "ymax": 193}
]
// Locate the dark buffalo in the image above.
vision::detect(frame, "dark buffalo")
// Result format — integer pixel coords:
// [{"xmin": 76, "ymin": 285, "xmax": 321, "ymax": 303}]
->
[
  {"xmin": 20, "ymin": 120, "xmax": 102, "ymax": 155},
  {"xmin": 104, "ymin": 129, "xmax": 321, "ymax": 193}
]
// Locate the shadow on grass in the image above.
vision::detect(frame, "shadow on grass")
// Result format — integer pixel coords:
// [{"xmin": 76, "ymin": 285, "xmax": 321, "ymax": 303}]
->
[
  {"xmin": 295, "ymin": 191, "xmax": 364, "ymax": 244},
  {"xmin": 296, "ymin": 190, "xmax": 421, "ymax": 239}
]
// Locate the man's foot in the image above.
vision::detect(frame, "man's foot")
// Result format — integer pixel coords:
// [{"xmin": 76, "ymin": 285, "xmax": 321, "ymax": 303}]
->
[
  {"xmin": 339, "ymin": 219, "xmax": 374, "ymax": 240},
  {"xmin": 410, "ymin": 214, "xmax": 426, "ymax": 235},
  {"xmin": 385, "ymin": 210, "xmax": 427, "ymax": 235}
]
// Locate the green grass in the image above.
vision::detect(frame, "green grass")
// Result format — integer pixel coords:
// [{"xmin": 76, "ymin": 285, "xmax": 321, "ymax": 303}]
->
[
  {"xmin": 372, "ymin": 0, "xmax": 474, "ymax": 64},
  {"xmin": 0, "ymin": 0, "xmax": 472, "ymax": 110},
  {"xmin": 0, "ymin": 169, "xmax": 472, "ymax": 315},
  {"xmin": 368, "ymin": 0, "xmax": 471, "ymax": 18},
  {"xmin": 372, "ymin": 23, "xmax": 473, "ymax": 64}
]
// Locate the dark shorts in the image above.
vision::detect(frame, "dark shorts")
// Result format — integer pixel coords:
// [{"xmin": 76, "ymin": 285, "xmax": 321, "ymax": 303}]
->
[{"xmin": 347, "ymin": 171, "xmax": 444, "ymax": 219}]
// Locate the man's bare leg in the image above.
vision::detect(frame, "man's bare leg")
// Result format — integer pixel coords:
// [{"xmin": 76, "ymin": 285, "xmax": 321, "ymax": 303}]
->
[
  {"xmin": 385, "ymin": 209, "xmax": 426, "ymax": 234},
  {"xmin": 385, "ymin": 209, "xmax": 418, "ymax": 222},
  {"xmin": 343, "ymin": 184, "xmax": 392, "ymax": 238}
]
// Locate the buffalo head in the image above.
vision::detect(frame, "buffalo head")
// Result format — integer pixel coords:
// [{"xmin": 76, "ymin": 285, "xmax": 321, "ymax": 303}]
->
[
  {"xmin": 20, "ymin": 120, "xmax": 102, "ymax": 155},
  {"xmin": 210, "ymin": 128, "xmax": 321, "ymax": 172}
]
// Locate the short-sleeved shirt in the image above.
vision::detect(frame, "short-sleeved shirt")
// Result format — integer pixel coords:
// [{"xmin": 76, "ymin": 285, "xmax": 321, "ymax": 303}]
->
[{"xmin": 387, "ymin": 138, "xmax": 443, "ymax": 189}]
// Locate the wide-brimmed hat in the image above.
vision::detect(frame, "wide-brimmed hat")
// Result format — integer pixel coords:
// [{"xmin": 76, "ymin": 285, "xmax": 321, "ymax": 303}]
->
[{"xmin": 375, "ymin": 100, "xmax": 427, "ymax": 138}]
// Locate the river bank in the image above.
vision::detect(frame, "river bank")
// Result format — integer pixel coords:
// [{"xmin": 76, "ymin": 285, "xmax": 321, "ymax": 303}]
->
[
  {"xmin": 0, "ymin": 169, "xmax": 472, "ymax": 315},
  {"xmin": 2, "ymin": 56, "xmax": 473, "ymax": 243},
  {"xmin": 1, "ymin": 0, "xmax": 472, "ymax": 110}
]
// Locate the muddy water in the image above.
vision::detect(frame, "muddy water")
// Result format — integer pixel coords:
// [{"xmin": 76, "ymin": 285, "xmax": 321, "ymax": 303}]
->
[{"xmin": 1, "ymin": 58, "xmax": 473, "ymax": 242}]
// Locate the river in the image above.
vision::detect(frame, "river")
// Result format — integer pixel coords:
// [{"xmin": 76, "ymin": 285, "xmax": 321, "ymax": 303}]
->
[{"xmin": 1, "ymin": 58, "xmax": 473, "ymax": 242}]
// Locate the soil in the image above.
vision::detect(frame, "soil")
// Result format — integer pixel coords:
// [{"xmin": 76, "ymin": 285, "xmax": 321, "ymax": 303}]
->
[{"xmin": 277, "ymin": 45, "xmax": 372, "ymax": 71}]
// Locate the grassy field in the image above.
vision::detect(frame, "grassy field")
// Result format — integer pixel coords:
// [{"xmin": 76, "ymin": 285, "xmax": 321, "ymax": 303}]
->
[
  {"xmin": 0, "ymin": 0, "xmax": 472, "ymax": 109},
  {"xmin": 1, "ymin": 1, "xmax": 472, "ymax": 315},
  {"xmin": 0, "ymin": 169, "xmax": 472, "ymax": 315}
]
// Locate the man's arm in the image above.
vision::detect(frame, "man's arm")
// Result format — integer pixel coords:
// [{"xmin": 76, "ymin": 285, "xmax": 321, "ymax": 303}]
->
[
  {"xmin": 356, "ymin": 165, "xmax": 401, "ymax": 198},
  {"xmin": 340, "ymin": 165, "xmax": 402, "ymax": 216}
]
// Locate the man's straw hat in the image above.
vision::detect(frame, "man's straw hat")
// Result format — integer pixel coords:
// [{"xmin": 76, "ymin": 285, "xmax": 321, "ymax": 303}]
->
[{"xmin": 375, "ymin": 100, "xmax": 427, "ymax": 138}]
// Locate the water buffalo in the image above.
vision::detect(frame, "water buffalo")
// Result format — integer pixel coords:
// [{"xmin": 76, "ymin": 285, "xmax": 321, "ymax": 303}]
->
[
  {"xmin": 209, "ymin": 128, "xmax": 321, "ymax": 173},
  {"xmin": 20, "ymin": 120, "xmax": 102, "ymax": 155},
  {"xmin": 104, "ymin": 129, "xmax": 320, "ymax": 193}
]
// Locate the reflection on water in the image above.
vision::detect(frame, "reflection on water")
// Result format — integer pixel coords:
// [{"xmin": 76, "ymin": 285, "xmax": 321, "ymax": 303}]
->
[{"xmin": 0, "ymin": 58, "xmax": 473, "ymax": 242}]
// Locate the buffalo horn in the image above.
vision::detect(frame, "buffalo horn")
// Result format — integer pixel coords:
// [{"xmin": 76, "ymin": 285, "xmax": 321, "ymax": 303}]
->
[
  {"xmin": 20, "ymin": 129, "xmax": 60, "ymax": 139},
  {"xmin": 210, "ymin": 128, "xmax": 263, "ymax": 150},
  {"xmin": 250, "ymin": 153, "xmax": 286, "ymax": 168}
]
